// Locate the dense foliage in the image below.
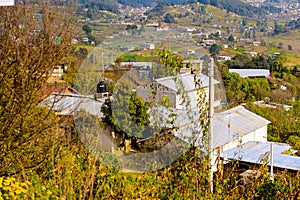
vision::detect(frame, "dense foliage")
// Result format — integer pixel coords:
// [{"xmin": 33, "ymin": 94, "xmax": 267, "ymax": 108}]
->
[
  {"xmin": 1, "ymin": 142, "xmax": 299, "ymax": 199},
  {"xmin": 78, "ymin": 0, "xmax": 119, "ymax": 14},
  {"xmin": 247, "ymin": 101, "xmax": 300, "ymax": 154},
  {"xmin": 0, "ymin": 2, "xmax": 73, "ymax": 176},
  {"xmin": 198, "ymin": 0, "xmax": 281, "ymax": 17},
  {"xmin": 117, "ymin": 0, "xmax": 193, "ymax": 7}
]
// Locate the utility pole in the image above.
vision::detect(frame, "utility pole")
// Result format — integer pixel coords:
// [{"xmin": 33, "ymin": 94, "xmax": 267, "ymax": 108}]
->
[
  {"xmin": 270, "ymin": 143, "xmax": 274, "ymax": 177},
  {"xmin": 208, "ymin": 58, "xmax": 215, "ymax": 193}
]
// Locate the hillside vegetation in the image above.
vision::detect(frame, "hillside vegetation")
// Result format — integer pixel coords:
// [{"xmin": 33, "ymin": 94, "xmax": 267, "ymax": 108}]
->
[{"xmin": 1, "ymin": 1, "xmax": 300, "ymax": 199}]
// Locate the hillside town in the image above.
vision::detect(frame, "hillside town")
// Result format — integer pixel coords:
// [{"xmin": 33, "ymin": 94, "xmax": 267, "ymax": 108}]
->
[{"xmin": 1, "ymin": 0, "xmax": 300, "ymax": 199}]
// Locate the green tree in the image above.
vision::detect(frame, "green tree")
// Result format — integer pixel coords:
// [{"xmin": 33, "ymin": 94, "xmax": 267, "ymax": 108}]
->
[
  {"xmin": 129, "ymin": 93, "xmax": 150, "ymax": 132},
  {"xmin": 242, "ymin": 19, "xmax": 247, "ymax": 26},
  {"xmin": 126, "ymin": 24, "xmax": 138, "ymax": 35},
  {"xmin": 228, "ymin": 34, "xmax": 234, "ymax": 43},
  {"xmin": 86, "ymin": 8, "xmax": 94, "ymax": 19},
  {"xmin": 270, "ymin": 54, "xmax": 287, "ymax": 73},
  {"xmin": 87, "ymin": 33, "xmax": 96, "ymax": 44},
  {"xmin": 82, "ymin": 24, "xmax": 92, "ymax": 35},
  {"xmin": 101, "ymin": 88, "xmax": 150, "ymax": 140},
  {"xmin": 209, "ymin": 44, "xmax": 221, "ymax": 57},
  {"xmin": 274, "ymin": 22, "xmax": 284, "ymax": 35},
  {"xmin": 164, "ymin": 13, "xmax": 175, "ymax": 23}
]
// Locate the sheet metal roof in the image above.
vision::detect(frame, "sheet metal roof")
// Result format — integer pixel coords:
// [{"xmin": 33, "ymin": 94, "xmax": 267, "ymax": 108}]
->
[
  {"xmin": 220, "ymin": 141, "xmax": 300, "ymax": 171},
  {"xmin": 229, "ymin": 69, "xmax": 270, "ymax": 78},
  {"xmin": 156, "ymin": 106, "xmax": 271, "ymax": 148},
  {"xmin": 155, "ymin": 73, "xmax": 219, "ymax": 92},
  {"xmin": 120, "ymin": 62, "xmax": 153, "ymax": 68},
  {"xmin": 40, "ymin": 93, "xmax": 104, "ymax": 118},
  {"xmin": 212, "ymin": 106, "xmax": 271, "ymax": 148}
]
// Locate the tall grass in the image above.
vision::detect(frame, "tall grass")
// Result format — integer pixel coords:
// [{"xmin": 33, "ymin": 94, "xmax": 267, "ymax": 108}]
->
[{"xmin": 1, "ymin": 138, "xmax": 299, "ymax": 199}]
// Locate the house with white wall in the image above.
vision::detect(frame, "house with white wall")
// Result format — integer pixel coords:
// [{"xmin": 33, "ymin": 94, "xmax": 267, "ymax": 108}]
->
[
  {"xmin": 136, "ymin": 72, "xmax": 219, "ymax": 110},
  {"xmin": 170, "ymin": 105, "xmax": 271, "ymax": 171},
  {"xmin": 173, "ymin": 106, "xmax": 270, "ymax": 151}
]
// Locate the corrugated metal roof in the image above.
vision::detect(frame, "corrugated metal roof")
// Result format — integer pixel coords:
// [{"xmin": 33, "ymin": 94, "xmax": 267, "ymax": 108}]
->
[
  {"xmin": 40, "ymin": 93, "xmax": 104, "ymax": 118},
  {"xmin": 158, "ymin": 106, "xmax": 271, "ymax": 148},
  {"xmin": 155, "ymin": 73, "xmax": 219, "ymax": 92},
  {"xmin": 229, "ymin": 69, "xmax": 270, "ymax": 78},
  {"xmin": 120, "ymin": 62, "xmax": 153, "ymax": 68},
  {"xmin": 220, "ymin": 141, "xmax": 300, "ymax": 171},
  {"xmin": 213, "ymin": 106, "xmax": 271, "ymax": 148}
]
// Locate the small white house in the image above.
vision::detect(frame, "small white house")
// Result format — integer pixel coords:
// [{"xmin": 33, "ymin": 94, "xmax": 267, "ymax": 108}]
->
[
  {"xmin": 51, "ymin": 65, "xmax": 64, "ymax": 78},
  {"xmin": 244, "ymin": 52, "xmax": 258, "ymax": 57},
  {"xmin": 141, "ymin": 43, "xmax": 155, "ymax": 50},
  {"xmin": 186, "ymin": 49, "xmax": 195, "ymax": 54},
  {"xmin": 217, "ymin": 56, "xmax": 231, "ymax": 62}
]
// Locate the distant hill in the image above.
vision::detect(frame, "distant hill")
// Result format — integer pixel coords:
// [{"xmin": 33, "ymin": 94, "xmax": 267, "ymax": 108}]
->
[
  {"xmin": 79, "ymin": 0, "xmax": 119, "ymax": 13},
  {"xmin": 79, "ymin": 0, "xmax": 281, "ymax": 18},
  {"xmin": 117, "ymin": 0, "xmax": 280, "ymax": 17},
  {"xmin": 197, "ymin": 0, "xmax": 281, "ymax": 17},
  {"xmin": 116, "ymin": 0, "xmax": 193, "ymax": 7}
]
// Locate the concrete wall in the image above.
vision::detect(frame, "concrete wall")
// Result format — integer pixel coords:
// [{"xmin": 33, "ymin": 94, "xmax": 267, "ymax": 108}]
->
[{"xmin": 215, "ymin": 125, "xmax": 268, "ymax": 155}]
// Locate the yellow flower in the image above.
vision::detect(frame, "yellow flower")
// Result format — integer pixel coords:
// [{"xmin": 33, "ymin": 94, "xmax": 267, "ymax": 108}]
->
[
  {"xmin": 20, "ymin": 182, "xmax": 27, "ymax": 187},
  {"xmin": 3, "ymin": 186, "xmax": 10, "ymax": 191},
  {"xmin": 9, "ymin": 191, "xmax": 14, "ymax": 197},
  {"xmin": 25, "ymin": 181, "xmax": 32, "ymax": 186},
  {"xmin": 15, "ymin": 189, "xmax": 22, "ymax": 195},
  {"xmin": 4, "ymin": 179, "xmax": 11, "ymax": 186}
]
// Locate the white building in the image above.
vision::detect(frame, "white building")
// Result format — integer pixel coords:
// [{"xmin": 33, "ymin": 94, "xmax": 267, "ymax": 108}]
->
[
  {"xmin": 217, "ymin": 56, "xmax": 231, "ymax": 62},
  {"xmin": 120, "ymin": 62, "xmax": 152, "ymax": 70},
  {"xmin": 51, "ymin": 65, "xmax": 64, "ymax": 78},
  {"xmin": 186, "ymin": 49, "xmax": 195, "ymax": 54},
  {"xmin": 244, "ymin": 51, "xmax": 258, "ymax": 57},
  {"xmin": 229, "ymin": 69, "xmax": 270, "ymax": 78},
  {"xmin": 173, "ymin": 106, "xmax": 271, "ymax": 168},
  {"xmin": 141, "ymin": 43, "xmax": 155, "ymax": 50},
  {"xmin": 136, "ymin": 72, "xmax": 219, "ymax": 110}
]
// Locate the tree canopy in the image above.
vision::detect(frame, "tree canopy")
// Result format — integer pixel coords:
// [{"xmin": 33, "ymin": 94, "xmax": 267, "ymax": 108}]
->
[{"xmin": 0, "ymin": 2, "xmax": 74, "ymax": 175}]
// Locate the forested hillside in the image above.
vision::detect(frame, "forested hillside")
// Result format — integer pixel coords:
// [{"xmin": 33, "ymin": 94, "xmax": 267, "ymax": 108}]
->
[
  {"xmin": 197, "ymin": 0, "xmax": 281, "ymax": 17},
  {"xmin": 78, "ymin": 0, "xmax": 119, "ymax": 13},
  {"xmin": 117, "ymin": 0, "xmax": 193, "ymax": 7},
  {"xmin": 78, "ymin": 0, "xmax": 281, "ymax": 18}
]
